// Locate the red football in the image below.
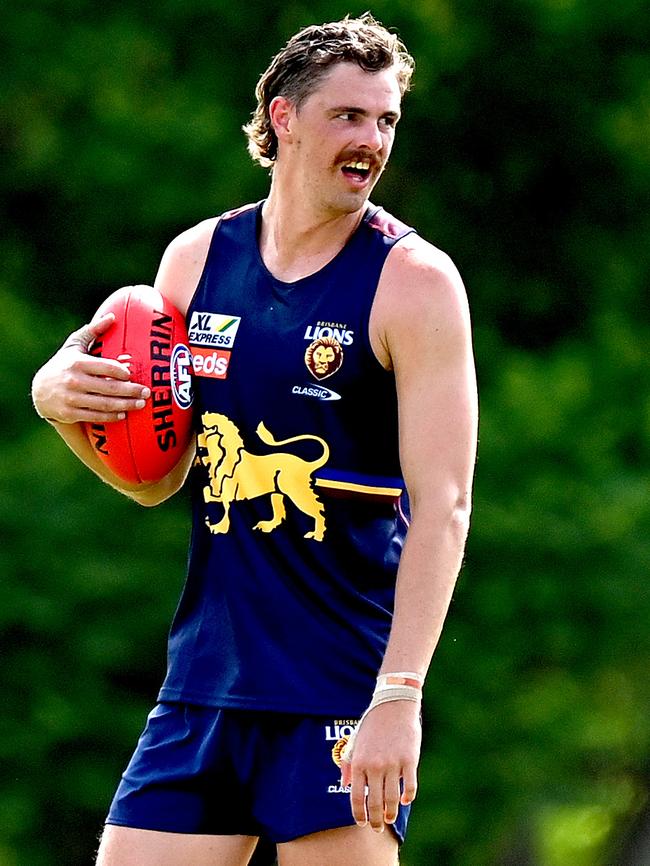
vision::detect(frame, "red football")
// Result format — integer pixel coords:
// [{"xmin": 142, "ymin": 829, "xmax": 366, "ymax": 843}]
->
[{"xmin": 84, "ymin": 285, "xmax": 194, "ymax": 484}]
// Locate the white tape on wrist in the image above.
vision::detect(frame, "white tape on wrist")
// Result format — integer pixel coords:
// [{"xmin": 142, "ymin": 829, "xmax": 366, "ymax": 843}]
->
[{"xmin": 341, "ymin": 672, "xmax": 423, "ymax": 763}]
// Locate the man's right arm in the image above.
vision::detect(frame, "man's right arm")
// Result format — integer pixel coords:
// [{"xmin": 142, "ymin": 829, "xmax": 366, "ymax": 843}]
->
[
  {"xmin": 32, "ymin": 217, "xmax": 218, "ymax": 504},
  {"xmin": 31, "ymin": 311, "xmax": 195, "ymax": 505}
]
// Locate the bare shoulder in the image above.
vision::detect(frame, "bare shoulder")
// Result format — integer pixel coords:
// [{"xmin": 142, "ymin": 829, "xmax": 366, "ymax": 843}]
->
[
  {"xmin": 154, "ymin": 216, "xmax": 221, "ymax": 316},
  {"xmin": 371, "ymin": 233, "xmax": 472, "ymax": 369},
  {"xmin": 382, "ymin": 234, "xmax": 469, "ymax": 321},
  {"xmin": 165, "ymin": 216, "xmax": 220, "ymax": 257}
]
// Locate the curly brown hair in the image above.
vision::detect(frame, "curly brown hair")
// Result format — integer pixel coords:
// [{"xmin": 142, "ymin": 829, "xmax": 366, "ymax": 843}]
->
[{"xmin": 243, "ymin": 13, "xmax": 414, "ymax": 168}]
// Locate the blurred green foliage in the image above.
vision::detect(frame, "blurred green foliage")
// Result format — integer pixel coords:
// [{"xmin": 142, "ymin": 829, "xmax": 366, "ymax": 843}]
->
[{"xmin": 1, "ymin": 0, "xmax": 649, "ymax": 863}]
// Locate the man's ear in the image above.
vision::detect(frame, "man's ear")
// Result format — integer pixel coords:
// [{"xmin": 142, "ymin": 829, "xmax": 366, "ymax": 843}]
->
[{"xmin": 269, "ymin": 96, "xmax": 295, "ymax": 146}]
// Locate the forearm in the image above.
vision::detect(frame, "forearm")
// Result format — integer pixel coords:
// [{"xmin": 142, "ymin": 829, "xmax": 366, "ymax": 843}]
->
[
  {"xmin": 380, "ymin": 503, "xmax": 471, "ymax": 678},
  {"xmin": 43, "ymin": 418, "xmax": 191, "ymax": 505},
  {"xmin": 49, "ymin": 417, "xmax": 141, "ymax": 493},
  {"xmin": 341, "ymin": 507, "xmax": 467, "ymax": 823}
]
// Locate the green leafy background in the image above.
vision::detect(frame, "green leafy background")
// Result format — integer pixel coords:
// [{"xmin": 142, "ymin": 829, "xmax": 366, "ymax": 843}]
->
[{"xmin": 2, "ymin": 1, "xmax": 649, "ymax": 863}]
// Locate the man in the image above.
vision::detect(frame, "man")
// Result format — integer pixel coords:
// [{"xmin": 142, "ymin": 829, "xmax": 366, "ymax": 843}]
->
[{"xmin": 31, "ymin": 14, "xmax": 477, "ymax": 866}]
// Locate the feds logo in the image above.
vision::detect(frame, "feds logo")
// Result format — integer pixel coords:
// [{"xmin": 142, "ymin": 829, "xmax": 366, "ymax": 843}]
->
[
  {"xmin": 188, "ymin": 312, "xmax": 241, "ymax": 348},
  {"xmin": 191, "ymin": 347, "xmax": 231, "ymax": 379}
]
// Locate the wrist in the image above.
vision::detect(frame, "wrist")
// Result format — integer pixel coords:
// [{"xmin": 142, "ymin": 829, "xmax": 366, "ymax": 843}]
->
[
  {"xmin": 341, "ymin": 671, "xmax": 423, "ymax": 763},
  {"xmin": 371, "ymin": 670, "xmax": 423, "ymax": 705},
  {"xmin": 376, "ymin": 671, "xmax": 423, "ymax": 691}
]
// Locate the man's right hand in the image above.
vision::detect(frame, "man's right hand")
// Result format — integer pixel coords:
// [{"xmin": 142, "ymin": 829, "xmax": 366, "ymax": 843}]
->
[{"xmin": 31, "ymin": 313, "xmax": 151, "ymax": 424}]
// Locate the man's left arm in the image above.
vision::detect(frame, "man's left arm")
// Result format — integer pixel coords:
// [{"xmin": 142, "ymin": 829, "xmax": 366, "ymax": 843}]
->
[{"xmin": 342, "ymin": 237, "xmax": 479, "ymax": 831}]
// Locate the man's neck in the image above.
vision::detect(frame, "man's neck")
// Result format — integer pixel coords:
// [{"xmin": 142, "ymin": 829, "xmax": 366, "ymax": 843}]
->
[{"xmin": 259, "ymin": 181, "xmax": 366, "ymax": 283}]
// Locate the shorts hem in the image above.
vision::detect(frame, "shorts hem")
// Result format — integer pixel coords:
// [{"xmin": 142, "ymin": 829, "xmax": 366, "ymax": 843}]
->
[
  {"xmin": 105, "ymin": 818, "xmax": 183, "ymax": 834},
  {"xmin": 106, "ymin": 816, "xmax": 406, "ymax": 845},
  {"xmin": 105, "ymin": 818, "xmax": 260, "ymax": 837}
]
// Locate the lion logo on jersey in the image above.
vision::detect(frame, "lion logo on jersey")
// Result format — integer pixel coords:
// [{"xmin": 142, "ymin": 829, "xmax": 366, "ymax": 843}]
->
[
  {"xmin": 196, "ymin": 412, "xmax": 329, "ymax": 541},
  {"xmin": 305, "ymin": 337, "xmax": 343, "ymax": 380}
]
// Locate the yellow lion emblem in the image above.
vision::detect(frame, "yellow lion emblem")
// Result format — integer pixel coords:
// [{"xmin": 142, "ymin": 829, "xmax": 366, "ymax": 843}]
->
[
  {"xmin": 196, "ymin": 412, "xmax": 329, "ymax": 541},
  {"xmin": 331, "ymin": 736, "xmax": 350, "ymax": 768}
]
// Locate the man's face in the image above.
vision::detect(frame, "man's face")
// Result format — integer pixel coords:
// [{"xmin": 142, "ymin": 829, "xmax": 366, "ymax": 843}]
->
[{"xmin": 282, "ymin": 62, "xmax": 402, "ymax": 214}]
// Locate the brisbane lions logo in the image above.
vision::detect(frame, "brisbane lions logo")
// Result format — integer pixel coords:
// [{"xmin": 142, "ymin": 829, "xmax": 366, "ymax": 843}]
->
[
  {"xmin": 196, "ymin": 413, "xmax": 329, "ymax": 541},
  {"xmin": 305, "ymin": 337, "xmax": 343, "ymax": 380},
  {"xmin": 331, "ymin": 736, "xmax": 351, "ymax": 768}
]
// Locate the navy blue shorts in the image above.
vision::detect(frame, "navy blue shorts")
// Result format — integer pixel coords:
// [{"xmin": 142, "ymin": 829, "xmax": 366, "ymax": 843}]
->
[{"xmin": 106, "ymin": 703, "xmax": 411, "ymax": 843}]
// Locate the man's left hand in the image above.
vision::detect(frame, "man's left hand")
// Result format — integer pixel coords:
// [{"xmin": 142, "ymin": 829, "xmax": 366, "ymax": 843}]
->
[{"xmin": 341, "ymin": 700, "xmax": 422, "ymax": 831}]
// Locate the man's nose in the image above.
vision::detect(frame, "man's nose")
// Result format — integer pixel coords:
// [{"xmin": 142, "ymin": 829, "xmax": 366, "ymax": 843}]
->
[{"xmin": 357, "ymin": 120, "xmax": 384, "ymax": 152}]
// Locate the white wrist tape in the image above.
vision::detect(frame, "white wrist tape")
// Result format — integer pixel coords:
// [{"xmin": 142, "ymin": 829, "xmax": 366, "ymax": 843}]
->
[{"xmin": 341, "ymin": 672, "xmax": 423, "ymax": 763}]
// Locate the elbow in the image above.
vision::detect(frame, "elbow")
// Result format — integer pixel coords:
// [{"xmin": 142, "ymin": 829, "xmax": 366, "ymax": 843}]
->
[
  {"xmin": 119, "ymin": 446, "xmax": 193, "ymax": 506},
  {"xmin": 116, "ymin": 477, "xmax": 177, "ymax": 507},
  {"xmin": 126, "ymin": 484, "xmax": 176, "ymax": 507},
  {"xmin": 451, "ymin": 498, "xmax": 472, "ymax": 540},
  {"xmin": 129, "ymin": 493, "xmax": 164, "ymax": 508},
  {"xmin": 410, "ymin": 487, "xmax": 472, "ymax": 539},
  {"xmin": 453, "ymin": 487, "xmax": 473, "ymax": 524}
]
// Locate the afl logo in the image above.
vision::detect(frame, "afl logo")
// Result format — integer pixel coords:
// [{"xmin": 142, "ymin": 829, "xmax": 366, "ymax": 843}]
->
[
  {"xmin": 170, "ymin": 343, "xmax": 194, "ymax": 409},
  {"xmin": 305, "ymin": 337, "xmax": 343, "ymax": 381}
]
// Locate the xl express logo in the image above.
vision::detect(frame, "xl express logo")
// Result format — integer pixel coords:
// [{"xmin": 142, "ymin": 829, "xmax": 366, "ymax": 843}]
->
[{"xmin": 188, "ymin": 312, "xmax": 241, "ymax": 348}]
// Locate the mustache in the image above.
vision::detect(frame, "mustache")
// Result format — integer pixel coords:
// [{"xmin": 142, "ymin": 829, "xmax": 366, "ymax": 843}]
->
[{"xmin": 336, "ymin": 151, "xmax": 384, "ymax": 172}]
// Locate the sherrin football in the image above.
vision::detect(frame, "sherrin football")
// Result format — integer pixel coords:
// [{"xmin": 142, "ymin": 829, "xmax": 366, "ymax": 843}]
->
[{"xmin": 85, "ymin": 285, "xmax": 194, "ymax": 484}]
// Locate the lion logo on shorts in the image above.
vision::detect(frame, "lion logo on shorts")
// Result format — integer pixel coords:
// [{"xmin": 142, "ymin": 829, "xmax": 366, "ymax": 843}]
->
[
  {"xmin": 331, "ymin": 736, "xmax": 350, "ymax": 768},
  {"xmin": 196, "ymin": 412, "xmax": 329, "ymax": 541}
]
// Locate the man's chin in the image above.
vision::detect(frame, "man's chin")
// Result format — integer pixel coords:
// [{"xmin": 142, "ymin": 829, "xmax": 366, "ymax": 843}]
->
[{"xmin": 329, "ymin": 187, "xmax": 374, "ymax": 215}]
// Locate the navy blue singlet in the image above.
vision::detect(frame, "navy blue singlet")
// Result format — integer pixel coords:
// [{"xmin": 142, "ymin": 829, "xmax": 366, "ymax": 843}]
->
[{"xmin": 158, "ymin": 201, "xmax": 415, "ymax": 715}]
